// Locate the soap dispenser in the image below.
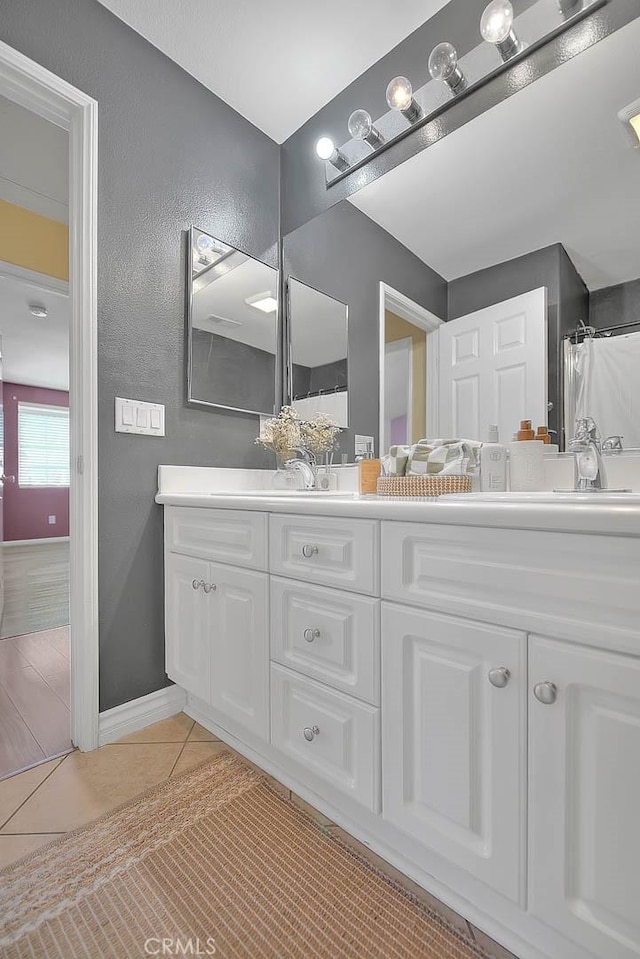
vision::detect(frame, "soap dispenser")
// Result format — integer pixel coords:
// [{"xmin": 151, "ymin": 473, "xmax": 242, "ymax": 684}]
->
[{"xmin": 480, "ymin": 425, "xmax": 507, "ymax": 492}]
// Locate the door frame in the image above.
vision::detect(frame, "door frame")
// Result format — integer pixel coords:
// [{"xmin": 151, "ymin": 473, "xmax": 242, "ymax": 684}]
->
[
  {"xmin": 379, "ymin": 283, "xmax": 443, "ymax": 451},
  {"xmin": 0, "ymin": 41, "xmax": 99, "ymax": 751}
]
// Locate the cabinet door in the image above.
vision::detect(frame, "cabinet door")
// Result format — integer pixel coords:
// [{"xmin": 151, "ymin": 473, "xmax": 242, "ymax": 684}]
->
[
  {"xmin": 165, "ymin": 552, "xmax": 211, "ymax": 702},
  {"xmin": 209, "ymin": 563, "xmax": 269, "ymax": 739},
  {"xmin": 382, "ymin": 603, "xmax": 526, "ymax": 903},
  {"xmin": 529, "ymin": 637, "xmax": 640, "ymax": 959}
]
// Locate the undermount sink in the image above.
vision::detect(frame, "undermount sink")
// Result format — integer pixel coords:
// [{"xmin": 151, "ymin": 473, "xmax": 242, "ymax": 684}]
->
[{"xmin": 442, "ymin": 491, "xmax": 640, "ymax": 504}]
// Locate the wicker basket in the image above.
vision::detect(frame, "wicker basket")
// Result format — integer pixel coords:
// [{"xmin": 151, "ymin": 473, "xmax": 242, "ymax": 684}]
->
[{"xmin": 377, "ymin": 474, "xmax": 472, "ymax": 497}]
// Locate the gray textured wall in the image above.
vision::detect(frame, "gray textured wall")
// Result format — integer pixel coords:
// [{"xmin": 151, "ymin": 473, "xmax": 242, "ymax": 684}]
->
[
  {"xmin": 284, "ymin": 200, "xmax": 447, "ymax": 457},
  {"xmin": 590, "ymin": 277, "xmax": 640, "ymax": 333},
  {"xmin": 280, "ymin": 0, "xmax": 636, "ymax": 235},
  {"xmin": 0, "ymin": 0, "xmax": 280, "ymax": 710}
]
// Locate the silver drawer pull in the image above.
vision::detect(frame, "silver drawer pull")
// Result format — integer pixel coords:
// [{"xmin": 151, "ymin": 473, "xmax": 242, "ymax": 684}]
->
[
  {"xmin": 192, "ymin": 579, "xmax": 206, "ymax": 590},
  {"xmin": 534, "ymin": 682, "xmax": 558, "ymax": 705},
  {"xmin": 301, "ymin": 544, "xmax": 319, "ymax": 558},
  {"xmin": 303, "ymin": 628, "xmax": 320, "ymax": 643},
  {"xmin": 488, "ymin": 667, "xmax": 510, "ymax": 688},
  {"xmin": 303, "ymin": 725, "xmax": 320, "ymax": 742},
  {"xmin": 203, "ymin": 583, "xmax": 217, "ymax": 594}
]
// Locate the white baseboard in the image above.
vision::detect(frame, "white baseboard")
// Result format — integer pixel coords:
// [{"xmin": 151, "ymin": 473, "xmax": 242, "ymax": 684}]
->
[
  {"xmin": 98, "ymin": 685, "xmax": 187, "ymax": 747},
  {"xmin": 5, "ymin": 536, "xmax": 70, "ymax": 547}
]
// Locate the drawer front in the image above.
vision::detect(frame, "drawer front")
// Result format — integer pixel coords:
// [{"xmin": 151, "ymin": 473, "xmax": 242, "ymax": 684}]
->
[
  {"xmin": 269, "ymin": 514, "xmax": 378, "ymax": 595},
  {"xmin": 167, "ymin": 507, "xmax": 267, "ymax": 570},
  {"xmin": 271, "ymin": 577, "xmax": 380, "ymax": 704},
  {"xmin": 382, "ymin": 521, "xmax": 640, "ymax": 651},
  {"xmin": 271, "ymin": 664, "xmax": 380, "ymax": 812}
]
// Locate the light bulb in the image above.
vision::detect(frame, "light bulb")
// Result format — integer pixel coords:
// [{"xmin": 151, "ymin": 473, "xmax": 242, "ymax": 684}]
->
[
  {"xmin": 348, "ymin": 109, "xmax": 385, "ymax": 150},
  {"xmin": 385, "ymin": 77, "xmax": 423, "ymax": 124},
  {"xmin": 480, "ymin": 0, "xmax": 522, "ymax": 61},
  {"xmin": 314, "ymin": 136, "xmax": 350, "ymax": 173},
  {"xmin": 195, "ymin": 233, "xmax": 214, "ymax": 254},
  {"xmin": 315, "ymin": 136, "xmax": 337, "ymax": 161},
  {"xmin": 428, "ymin": 42, "xmax": 467, "ymax": 94}
]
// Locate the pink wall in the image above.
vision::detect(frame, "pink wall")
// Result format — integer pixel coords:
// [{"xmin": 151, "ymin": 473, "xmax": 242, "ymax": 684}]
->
[{"xmin": 3, "ymin": 382, "xmax": 70, "ymax": 542}]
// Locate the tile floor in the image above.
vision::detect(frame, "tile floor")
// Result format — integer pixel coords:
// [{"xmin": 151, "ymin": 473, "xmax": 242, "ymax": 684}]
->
[
  {"xmin": 0, "ymin": 626, "xmax": 72, "ymax": 778},
  {"xmin": 0, "ymin": 712, "xmax": 517, "ymax": 959}
]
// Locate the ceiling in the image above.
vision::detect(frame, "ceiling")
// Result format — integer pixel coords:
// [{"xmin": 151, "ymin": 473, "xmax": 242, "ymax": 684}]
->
[
  {"xmin": 350, "ymin": 17, "xmax": 640, "ymax": 292},
  {"xmin": 0, "ymin": 272, "xmax": 70, "ymax": 391},
  {"xmin": 290, "ymin": 280, "xmax": 348, "ymax": 368},
  {"xmin": 95, "ymin": 0, "xmax": 450, "ymax": 143},
  {"xmin": 193, "ymin": 257, "xmax": 278, "ymax": 355},
  {"xmin": 0, "ymin": 94, "xmax": 68, "ymax": 223}
]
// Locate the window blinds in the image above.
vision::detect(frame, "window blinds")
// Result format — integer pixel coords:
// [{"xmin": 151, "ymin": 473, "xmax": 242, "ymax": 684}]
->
[{"xmin": 18, "ymin": 402, "xmax": 70, "ymax": 488}]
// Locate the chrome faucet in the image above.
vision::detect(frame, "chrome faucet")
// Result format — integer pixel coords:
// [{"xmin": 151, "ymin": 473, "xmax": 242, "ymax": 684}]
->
[
  {"xmin": 569, "ymin": 417, "xmax": 606, "ymax": 491},
  {"xmin": 282, "ymin": 449, "xmax": 317, "ymax": 490}
]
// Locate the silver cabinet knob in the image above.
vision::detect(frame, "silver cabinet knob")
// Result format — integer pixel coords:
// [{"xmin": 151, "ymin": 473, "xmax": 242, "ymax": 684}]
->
[
  {"xmin": 534, "ymin": 682, "xmax": 558, "ymax": 705},
  {"xmin": 301, "ymin": 544, "xmax": 319, "ymax": 558},
  {"xmin": 303, "ymin": 628, "xmax": 320, "ymax": 643},
  {"xmin": 488, "ymin": 667, "xmax": 510, "ymax": 688},
  {"xmin": 303, "ymin": 725, "xmax": 320, "ymax": 742},
  {"xmin": 192, "ymin": 579, "xmax": 206, "ymax": 590},
  {"xmin": 203, "ymin": 583, "xmax": 217, "ymax": 594}
]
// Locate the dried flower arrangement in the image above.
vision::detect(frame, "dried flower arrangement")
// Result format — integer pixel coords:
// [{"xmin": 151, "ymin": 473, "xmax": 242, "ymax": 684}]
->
[{"xmin": 256, "ymin": 406, "xmax": 340, "ymax": 462}]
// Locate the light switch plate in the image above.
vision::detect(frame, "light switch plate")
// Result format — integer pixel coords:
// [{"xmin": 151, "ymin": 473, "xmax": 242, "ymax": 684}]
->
[
  {"xmin": 355, "ymin": 434, "xmax": 375, "ymax": 458},
  {"xmin": 115, "ymin": 397, "xmax": 165, "ymax": 437}
]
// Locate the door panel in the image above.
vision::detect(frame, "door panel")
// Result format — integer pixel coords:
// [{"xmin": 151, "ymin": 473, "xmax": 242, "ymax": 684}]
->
[
  {"xmin": 529, "ymin": 636, "xmax": 640, "ymax": 959},
  {"xmin": 209, "ymin": 563, "xmax": 269, "ymax": 739},
  {"xmin": 165, "ymin": 552, "xmax": 210, "ymax": 702},
  {"xmin": 382, "ymin": 603, "xmax": 526, "ymax": 903},
  {"xmin": 439, "ymin": 288, "xmax": 547, "ymax": 442}
]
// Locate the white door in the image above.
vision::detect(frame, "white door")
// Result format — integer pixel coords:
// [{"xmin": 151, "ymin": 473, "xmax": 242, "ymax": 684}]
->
[
  {"xmin": 382, "ymin": 604, "xmax": 526, "ymax": 903},
  {"xmin": 437, "ymin": 288, "xmax": 547, "ymax": 442},
  {"xmin": 529, "ymin": 636, "xmax": 640, "ymax": 959},
  {"xmin": 165, "ymin": 552, "xmax": 211, "ymax": 702},
  {"xmin": 209, "ymin": 563, "xmax": 269, "ymax": 739}
]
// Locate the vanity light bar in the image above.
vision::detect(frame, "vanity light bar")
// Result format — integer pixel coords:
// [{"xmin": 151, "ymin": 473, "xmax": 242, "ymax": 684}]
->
[{"xmin": 315, "ymin": 0, "xmax": 606, "ymax": 185}]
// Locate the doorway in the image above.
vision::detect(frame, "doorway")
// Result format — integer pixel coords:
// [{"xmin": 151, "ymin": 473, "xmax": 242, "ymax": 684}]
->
[{"xmin": 0, "ymin": 40, "xmax": 98, "ymax": 770}]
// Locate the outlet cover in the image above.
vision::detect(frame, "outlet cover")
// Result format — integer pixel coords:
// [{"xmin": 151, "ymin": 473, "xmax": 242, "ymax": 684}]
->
[{"xmin": 48, "ymin": 515, "xmax": 56, "ymax": 525}]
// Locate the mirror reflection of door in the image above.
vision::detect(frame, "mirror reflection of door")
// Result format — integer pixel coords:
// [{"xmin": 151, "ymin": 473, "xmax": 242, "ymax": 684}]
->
[{"xmin": 384, "ymin": 312, "xmax": 426, "ymax": 447}]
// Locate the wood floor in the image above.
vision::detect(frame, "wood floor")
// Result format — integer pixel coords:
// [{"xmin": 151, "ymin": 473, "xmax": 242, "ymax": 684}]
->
[
  {"xmin": 1, "ymin": 541, "xmax": 70, "ymax": 639},
  {"xmin": 0, "ymin": 627, "xmax": 71, "ymax": 779}
]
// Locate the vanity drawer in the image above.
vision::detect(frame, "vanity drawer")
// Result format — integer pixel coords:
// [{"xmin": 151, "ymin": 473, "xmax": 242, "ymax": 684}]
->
[
  {"xmin": 270, "ymin": 664, "xmax": 380, "ymax": 812},
  {"xmin": 270, "ymin": 577, "xmax": 380, "ymax": 705},
  {"xmin": 269, "ymin": 514, "xmax": 379, "ymax": 595},
  {"xmin": 166, "ymin": 507, "xmax": 267, "ymax": 570}
]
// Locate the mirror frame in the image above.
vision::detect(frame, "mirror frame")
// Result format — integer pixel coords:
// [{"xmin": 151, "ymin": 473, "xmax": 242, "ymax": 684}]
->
[
  {"xmin": 186, "ymin": 225, "xmax": 280, "ymax": 417},
  {"xmin": 285, "ymin": 275, "xmax": 350, "ymax": 427}
]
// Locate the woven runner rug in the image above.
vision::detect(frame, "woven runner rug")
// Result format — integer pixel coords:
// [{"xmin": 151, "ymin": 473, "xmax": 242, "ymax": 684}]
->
[{"xmin": 0, "ymin": 753, "xmax": 489, "ymax": 959}]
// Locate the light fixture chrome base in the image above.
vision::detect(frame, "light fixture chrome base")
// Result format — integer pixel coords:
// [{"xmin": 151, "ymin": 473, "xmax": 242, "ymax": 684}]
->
[
  {"xmin": 496, "ymin": 29, "xmax": 522, "ymax": 61},
  {"xmin": 444, "ymin": 67, "xmax": 468, "ymax": 95},
  {"xmin": 330, "ymin": 150, "xmax": 350, "ymax": 173},
  {"xmin": 401, "ymin": 99, "xmax": 424, "ymax": 125},
  {"xmin": 364, "ymin": 129, "xmax": 386, "ymax": 149}
]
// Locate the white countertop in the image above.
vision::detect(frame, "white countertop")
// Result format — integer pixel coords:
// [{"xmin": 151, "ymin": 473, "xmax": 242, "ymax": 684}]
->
[{"xmin": 155, "ymin": 468, "xmax": 640, "ymax": 536}]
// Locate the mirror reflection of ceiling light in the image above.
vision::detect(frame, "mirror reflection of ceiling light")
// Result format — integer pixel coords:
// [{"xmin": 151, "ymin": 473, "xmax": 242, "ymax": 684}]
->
[
  {"xmin": 619, "ymin": 99, "xmax": 640, "ymax": 148},
  {"xmin": 29, "ymin": 303, "xmax": 48, "ymax": 318},
  {"xmin": 245, "ymin": 292, "xmax": 278, "ymax": 314}
]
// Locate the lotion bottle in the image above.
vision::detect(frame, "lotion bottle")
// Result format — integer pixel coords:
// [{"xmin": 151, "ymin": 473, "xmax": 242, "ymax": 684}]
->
[{"xmin": 480, "ymin": 425, "xmax": 507, "ymax": 492}]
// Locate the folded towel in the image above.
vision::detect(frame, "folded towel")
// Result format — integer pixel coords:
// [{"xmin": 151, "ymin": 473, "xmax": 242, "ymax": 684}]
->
[
  {"xmin": 382, "ymin": 438, "xmax": 481, "ymax": 477},
  {"xmin": 381, "ymin": 444, "xmax": 412, "ymax": 477}
]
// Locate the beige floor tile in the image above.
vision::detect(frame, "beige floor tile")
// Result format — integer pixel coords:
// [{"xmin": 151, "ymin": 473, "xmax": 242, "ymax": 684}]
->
[
  {"xmin": 116, "ymin": 713, "xmax": 194, "ymax": 744},
  {"xmin": 263, "ymin": 774, "xmax": 291, "ymax": 801},
  {"xmin": 290, "ymin": 793, "xmax": 334, "ymax": 827},
  {"xmin": 326, "ymin": 825, "xmax": 474, "ymax": 940},
  {"xmin": 0, "ymin": 757, "xmax": 64, "ymax": 828},
  {"xmin": 170, "ymin": 741, "xmax": 229, "ymax": 778},
  {"xmin": 2, "ymin": 743, "xmax": 181, "ymax": 834},
  {"xmin": 0, "ymin": 832, "xmax": 64, "ymax": 869},
  {"xmin": 187, "ymin": 721, "xmax": 220, "ymax": 742},
  {"xmin": 469, "ymin": 925, "xmax": 519, "ymax": 959}
]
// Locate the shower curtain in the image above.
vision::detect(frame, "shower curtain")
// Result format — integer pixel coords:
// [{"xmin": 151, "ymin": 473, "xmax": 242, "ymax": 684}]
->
[{"xmin": 572, "ymin": 331, "xmax": 640, "ymax": 448}]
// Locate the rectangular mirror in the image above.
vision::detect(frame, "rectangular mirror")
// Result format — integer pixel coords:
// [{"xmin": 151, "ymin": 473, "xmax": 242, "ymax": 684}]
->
[
  {"xmin": 283, "ymin": 16, "xmax": 640, "ymax": 455},
  {"xmin": 288, "ymin": 278, "xmax": 349, "ymax": 428},
  {"xmin": 187, "ymin": 226, "xmax": 279, "ymax": 416}
]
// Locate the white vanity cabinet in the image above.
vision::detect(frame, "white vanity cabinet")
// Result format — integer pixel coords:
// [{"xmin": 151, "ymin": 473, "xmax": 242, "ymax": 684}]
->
[
  {"xmin": 164, "ymin": 507, "xmax": 269, "ymax": 739},
  {"xmin": 529, "ymin": 636, "xmax": 640, "ymax": 959},
  {"xmin": 382, "ymin": 604, "xmax": 526, "ymax": 903}
]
